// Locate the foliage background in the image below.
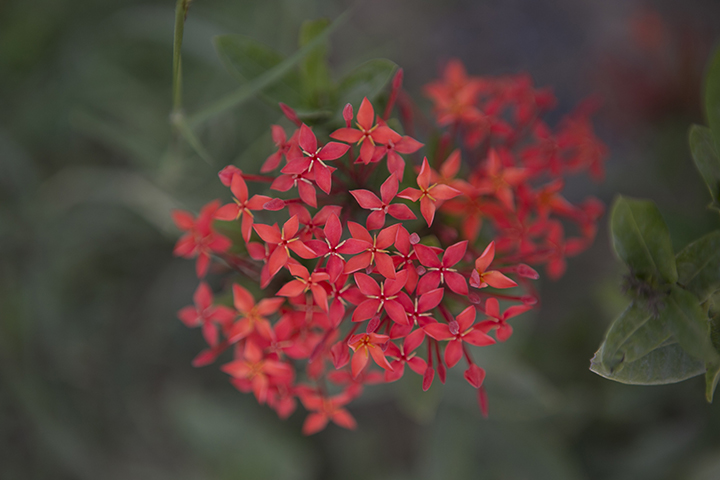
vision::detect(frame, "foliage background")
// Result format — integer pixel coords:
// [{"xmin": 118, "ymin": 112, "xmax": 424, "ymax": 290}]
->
[{"xmin": 2, "ymin": 0, "xmax": 720, "ymax": 478}]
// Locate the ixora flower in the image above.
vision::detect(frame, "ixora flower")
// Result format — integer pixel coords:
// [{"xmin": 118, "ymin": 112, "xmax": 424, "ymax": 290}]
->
[{"xmin": 173, "ymin": 60, "xmax": 606, "ymax": 434}]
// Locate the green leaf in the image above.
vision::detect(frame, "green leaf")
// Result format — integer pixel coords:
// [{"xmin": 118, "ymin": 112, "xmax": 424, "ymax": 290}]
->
[
  {"xmin": 337, "ymin": 59, "xmax": 398, "ymax": 109},
  {"xmin": 689, "ymin": 125, "xmax": 720, "ymax": 210},
  {"xmin": 705, "ymin": 310, "xmax": 720, "ymax": 402},
  {"xmin": 664, "ymin": 285, "xmax": 719, "ymax": 364},
  {"xmin": 597, "ymin": 302, "xmax": 673, "ymax": 374},
  {"xmin": 610, "ymin": 196, "xmax": 677, "ymax": 283},
  {"xmin": 705, "ymin": 45, "xmax": 720, "ymax": 150},
  {"xmin": 187, "ymin": 11, "xmax": 349, "ymax": 127},
  {"xmin": 591, "ymin": 342, "xmax": 704, "ymax": 385},
  {"xmin": 213, "ymin": 34, "xmax": 303, "ymax": 106},
  {"xmin": 298, "ymin": 18, "xmax": 333, "ymax": 108},
  {"xmin": 676, "ymin": 230, "xmax": 720, "ymax": 302}
]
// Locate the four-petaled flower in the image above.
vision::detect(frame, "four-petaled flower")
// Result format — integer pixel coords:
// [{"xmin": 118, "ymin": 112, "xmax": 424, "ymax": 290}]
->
[
  {"xmin": 227, "ymin": 284, "xmax": 284, "ymax": 342},
  {"xmin": 385, "ymin": 328, "xmax": 428, "ymax": 382},
  {"xmin": 177, "ymin": 282, "xmax": 236, "ymax": 347},
  {"xmin": 424, "ymin": 306, "xmax": 495, "ymax": 367},
  {"xmin": 347, "ymin": 332, "xmax": 394, "ymax": 378},
  {"xmin": 281, "ymin": 124, "xmax": 349, "ymax": 194},
  {"xmin": 343, "ymin": 222, "xmax": 400, "ymax": 279},
  {"xmin": 276, "ymin": 263, "xmax": 330, "ymax": 311},
  {"xmin": 222, "ymin": 340, "xmax": 294, "ymax": 404},
  {"xmin": 398, "ymin": 157, "xmax": 461, "ymax": 226},
  {"xmin": 253, "ymin": 215, "xmax": 317, "ymax": 278},
  {"xmin": 172, "ymin": 200, "xmax": 232, "ymax": 277},
  {"xmin": 330, "ymin": 97, "xmax": 402, "ymax": 164},
  {"xmin": 299, "ymin": 391, "xmax": 357, "ymax": 435},
  {"xmin": 350, "ymin": 173, "xmax": 416, "ymax": 230},
  {"xmin": 414, "ymin": 240, "xmax": 469, "ymax": 295},
  {"xmin": 352, "ymin": 270, "xmax": 409, "ymax": 325},
  {"xmin": 215, "ymin": 173, "xmax": 272, "ymax": 242}
]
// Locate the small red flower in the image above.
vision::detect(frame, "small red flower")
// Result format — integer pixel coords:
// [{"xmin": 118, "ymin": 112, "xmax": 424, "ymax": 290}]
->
[
  {"xmin": 253, "ymin": 215, "xmax": 317, "ymax": 278},
  {"xmin": 299, "ymin": 391, "xmax": 357, "ymax": 435},
  {"xmin": 305, "ymin": 213, "xmax": 359, "ymax": 283},
  {"xmin": 414, "ymin": 240, "xmax": 469, "ymax": 295},
  {"xmin": 352, "ymin": 270, "xmax": 409, "ymax": 325},
  {"xmin": 385, "ymin": 328, "xmax": 427, "ymax": 382},
  {"xmin": 227, "ymin": 284, "xmax": 284, "ymax": 342},
  {"xmin": 350, "ymin": 173, "xmax": 416, "ymax": 230},
  {"xmin": 276, "ymin": 263, "xmax": 330, "ymax": 311},
  {"xmin": 330, "ymin": 97, "xmax": 402, "ymax": 164},
  {"xmin": 281, "ymin": 124, "xmax": 349, "ymax": 194},
  {"xmin": 469, "ymin": 241, "xmax": 518, "ymax": 289},
  {"xmin": 172, "ymin": 200, "xmax": 232, "ymax": 277},
  {"xmin": 476, "ymin": 298, "xmax": 533, "ymax": 342},
  {"xmin": 177, "ymin": 282, "xmax": 236, "ymax": 347},
  {"xmin": 221, "ymin": 340, "xmax": 294, "ymax": 404},
  {"xmin": 424, "ymin": 306, "xmax": 495, "ymax": 367},
  {"xmin": 347, "ymin": 332, "xmax": 394, "ymax": 378},
  {"xmin": 343, "ymin": 222, "xmax": 400, "ymax": 279},
  {"xmin": 371, "ymin": 135, "xmax": 424, "ymax": 181},
  {"xmin": 261, "ymin": 125, "xmax": 297, "ymax": 173},
  {"xmin": 215, "ymin": 173, "xmax": 272, "ymax": 242},
  {"xmin": 398, "ymin": 157, "xmax": 461, "ymax": 227}
]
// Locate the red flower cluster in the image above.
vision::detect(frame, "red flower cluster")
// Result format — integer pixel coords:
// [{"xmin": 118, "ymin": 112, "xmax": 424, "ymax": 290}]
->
[{"xmin": 173, "ymin": 60, "xmax": 606, "ymax": 434}]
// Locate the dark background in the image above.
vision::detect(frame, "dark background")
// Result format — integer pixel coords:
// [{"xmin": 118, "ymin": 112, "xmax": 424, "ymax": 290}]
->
[{"xmin": 3, "ymin": 0, "xmax": 720, "ymax": 478}]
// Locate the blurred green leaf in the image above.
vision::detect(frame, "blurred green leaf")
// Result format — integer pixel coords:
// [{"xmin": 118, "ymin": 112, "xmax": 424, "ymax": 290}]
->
[
  {"xmin": 665, "ymin": 285, "xmax": 719, "ymax": 365},
  {"xmin": 610, "ymin": 195, "xmax": 677, "ymax": 283},
  {"xmin": 298, "ymin": 19, "xmax": 333, "ymax": 108},
  {"xmin": 337, "ymin": 59, "xmax": 398, "ymax": 110},
  {"xmin": 676, "ymin": 230, "xmax": 720, "ymax": 302},
  {"xmin": 188, "ymin": 11, "xmax": 349, "ymax": 127},
  {"xmin": 705, "ymin": 45, "xmax": 720, "ymax": 151},
  {"xmin": 596, "ymin": 302, "xmax": 674, "ymax": 375},
  {"xmin": 689, "ymin": 125, "xmax": 720, "ymax": 210},
  {"xmin": 591, "ymin": 340, "xmax": 704, "ymax": 385},
  {"xmin": 705, "ymin": 311, "xmax": 720, "ymax": 401},
  {"xmin": 213, "ymin": 34, "xmax": 303, "ymax": 106}
]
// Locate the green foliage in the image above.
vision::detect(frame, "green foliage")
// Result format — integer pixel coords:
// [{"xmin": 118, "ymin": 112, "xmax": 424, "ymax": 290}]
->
[
  {"xmin": 705, "ymin": 45, "xmax": 720, "ymax": 152},
  {"xmin": 610, "ymin": 196, "xmax": 677, "ymax": 284},
  {"xmin": 337, "ymin": 59, "xmax": 398, "ymax": 111},
  {"xmin": 213, "ymin": 34, "xmax": 304, "ymax": 106},
  {"xmin": 689, "ymin": 125, "xmax": 720, "ymax": 210},
  {"xmin": 676, "ymin": 230, "xmax": 720, "ymax": 302},
  {"xmin": 592, "ymin": 47, "xmax": 720, "ymax": 402}
]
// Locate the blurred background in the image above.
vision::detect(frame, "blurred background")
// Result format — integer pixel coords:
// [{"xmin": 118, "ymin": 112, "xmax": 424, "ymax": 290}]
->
[{"xmin": 3, "ymin": 0, "xmax": 720, "ymax": 478}]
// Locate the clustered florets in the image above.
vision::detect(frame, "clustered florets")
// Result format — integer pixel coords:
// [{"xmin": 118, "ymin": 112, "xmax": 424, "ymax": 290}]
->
[{"xmin": 172, "ymin": 60, "xmax": 606, "ymax": 434}]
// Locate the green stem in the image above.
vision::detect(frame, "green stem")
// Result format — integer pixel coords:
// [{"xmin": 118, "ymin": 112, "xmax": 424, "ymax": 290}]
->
[{"xmin": 172, "ymin": 0, "xmax": 189, "ymax": 114}]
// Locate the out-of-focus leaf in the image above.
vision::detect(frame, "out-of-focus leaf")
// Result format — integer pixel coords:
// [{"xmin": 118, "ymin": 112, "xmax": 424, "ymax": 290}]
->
[
  {"xmin": 337, "ymin": 59, "xmax": 397, "ymax": 110},
  {"xmin": 597, "ymin": 302, "xmax": 674, "ymax": 374},
  {"xmin": 610, "ymin": 196, "xmax": 677, "ymax": 283},
  {"xmin": 664, "ymin": 285, "xmax": 719, "ymax": 364},
  {"xmin": 298, "ymin": 18, "xmax": 333, "ymax": 108},
  {"xmin": 705, "ymin": 45, "xmax": 720, "ymax": 150},
  {"xmin": 213, "ymin": 34, "xmax": 303, "ymax": 107},
  {"xmin": 591, "ymin": 341, "xmax": 704, "ymax": 385},
  {"xmin": 705, "ymin": 311, "xmax": 720, "ymax": 402},
  {"xmin": 676, "ymin": 230, "xmax": 720, "ymax": 302},
  {"xmin": 689, "ymin": 125, "xmax": 720, "ymax": 210}
]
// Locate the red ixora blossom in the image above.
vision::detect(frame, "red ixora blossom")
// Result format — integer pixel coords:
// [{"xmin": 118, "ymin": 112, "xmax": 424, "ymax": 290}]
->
[
  {"xmin": 398, "ymin": 157, "xmax": 462, "ymax": 227},
  {"xmin": 330, "ymin": 97, "xmax": 402, "ymax": 164},
  {"xmin": 172, "ymin": 200, "xmax": 231, "ymax": 277},
  {"xmin": 173, "ymin": 58, "xmax": 606, "ymax": 434}
]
